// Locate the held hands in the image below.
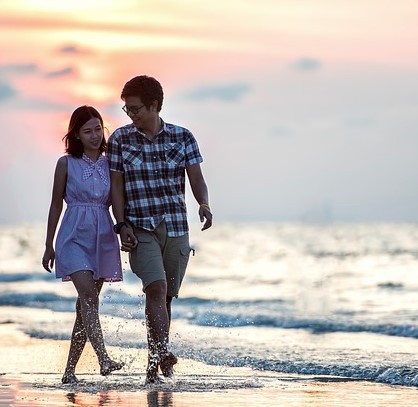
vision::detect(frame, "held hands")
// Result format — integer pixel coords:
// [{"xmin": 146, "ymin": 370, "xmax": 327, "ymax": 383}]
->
[
  {"xmin": 120, "ymin": 226, "xmax": 138, "ymax": 252},
  {"xmin": 199, "ymin": 203, "xmax": 213, "ymax": 231},
  {"xmin": 42, "ymin": 247, "xmax": 55, "ymax": 272}
]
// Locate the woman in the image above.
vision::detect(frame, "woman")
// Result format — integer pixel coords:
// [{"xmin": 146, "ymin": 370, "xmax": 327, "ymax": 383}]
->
[{"xmin": 42, "ymin": 106, "xmax": 123, "ymax": 384}]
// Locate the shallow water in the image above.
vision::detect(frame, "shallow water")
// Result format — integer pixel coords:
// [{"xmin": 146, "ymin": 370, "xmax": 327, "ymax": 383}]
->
[
  {"xmin": 1, "ymin": 222, "xmax": 418, "ymax": 386},
  {"xmin": 3, "ymin": 373, "xmax": 418, "ymax": 407}
]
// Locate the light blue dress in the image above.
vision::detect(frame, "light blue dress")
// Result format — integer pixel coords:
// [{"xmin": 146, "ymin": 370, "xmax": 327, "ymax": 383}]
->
[{"xmin": 55, "ymin": 154, "xmax": 122, "ymax": 282}]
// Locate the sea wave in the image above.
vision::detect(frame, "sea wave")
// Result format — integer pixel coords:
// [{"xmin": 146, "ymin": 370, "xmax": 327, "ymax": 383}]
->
[
  {"xmin": 24, "ymin": 325, "xmax": 418, "ymax": 387},
  {"xmin": 230, "ymin": 357, "xmax": 418, "ymax": 387},
  {"xmin": 4, "ymin": 289, "xmax": 418, "ymax": 340},
  {"xmin": 0, "ymin": 292, "xmax": 67, "ymax": 307},
  {"xmin": 187, "ymin": 311, "xmax": 418, "ymax": 339},
  {"xmin": 0, "ymin": 273, "xmax": 52, "ymax": 282},
  {"xmin": 168, "ymin": 343, "xmax": 418, "ymax": 387}
]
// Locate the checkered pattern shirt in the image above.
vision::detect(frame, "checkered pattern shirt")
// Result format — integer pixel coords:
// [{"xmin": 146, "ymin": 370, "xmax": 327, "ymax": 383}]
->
[{"xmin": 106, "ymin": 120, "xmax": 203, "ymax": 237}]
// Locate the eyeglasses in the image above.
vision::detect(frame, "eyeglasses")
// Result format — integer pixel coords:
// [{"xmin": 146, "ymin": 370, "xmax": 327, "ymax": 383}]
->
[{"xmin": 122, "ymin": 104, "xmax": 145, "ymax": 116}]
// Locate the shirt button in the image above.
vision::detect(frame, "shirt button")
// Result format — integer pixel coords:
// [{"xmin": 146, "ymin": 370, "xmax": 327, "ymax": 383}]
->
[{"xmin": 154, "ymin": 170, "xmax": 158, "ymax": 174}]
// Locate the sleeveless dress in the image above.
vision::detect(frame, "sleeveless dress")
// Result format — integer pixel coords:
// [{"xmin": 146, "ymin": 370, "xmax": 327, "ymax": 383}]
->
[{"xmin": 55, "ymin": 154, "xmax": 122, "ymax": 282}]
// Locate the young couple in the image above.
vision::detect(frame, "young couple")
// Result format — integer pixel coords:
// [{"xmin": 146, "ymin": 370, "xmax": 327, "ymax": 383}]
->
[{"xmin": 42, "ymin": 75, "xmax": 213, "ymax": 385}]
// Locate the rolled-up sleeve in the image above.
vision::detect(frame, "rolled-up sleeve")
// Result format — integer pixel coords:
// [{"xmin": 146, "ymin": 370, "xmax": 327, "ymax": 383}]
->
[
  {"xmin": 106, "ymin": 132, "xmax": 124, "ymax": 173},
  {"xmin": 184, "ymin": 130, "xmax": 203, "ymax": 167}
]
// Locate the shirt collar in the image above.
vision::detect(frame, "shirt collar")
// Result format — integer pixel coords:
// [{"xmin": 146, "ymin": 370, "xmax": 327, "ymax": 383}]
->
[{"xmin": 127, "ymin": 119, "xmax": 168, "ymax": 139}]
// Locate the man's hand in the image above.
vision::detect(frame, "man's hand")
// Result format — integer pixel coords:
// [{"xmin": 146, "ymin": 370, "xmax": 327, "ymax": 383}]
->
[
  {"xmin": 120, "ymin": 226, "xmax": 138, "ymax": 252},
  {"xmin": 199, "ymin": 204, "xmax": 213, "ymax": 231}
]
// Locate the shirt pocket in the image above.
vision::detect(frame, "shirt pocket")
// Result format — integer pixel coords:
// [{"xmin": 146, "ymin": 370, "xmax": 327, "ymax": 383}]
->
[
  {"xmin": 164, "ymin": 143, "xmax": 185, "ymax": 166},
  {"xmin": 122, "ymin": 144, "xmax": 142, "ymax": 167}
]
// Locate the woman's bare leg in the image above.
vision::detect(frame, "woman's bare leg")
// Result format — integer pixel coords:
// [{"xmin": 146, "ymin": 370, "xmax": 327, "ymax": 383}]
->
[
  {"xmin": 66, "ymin": 271, "xmax": 122, "ymax": 378},
  {"xmin": 62, "ymin": 279, "xmax": 106, "ymax": 383},
  {"xmin": 62, "ymin": 297, "xmax": 87, "ymax": 383}
]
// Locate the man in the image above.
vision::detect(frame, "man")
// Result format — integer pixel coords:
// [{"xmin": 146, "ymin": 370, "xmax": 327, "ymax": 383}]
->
[{"xmin": 107, "ymin": 75, "xmax": 212, "ymax": 383}]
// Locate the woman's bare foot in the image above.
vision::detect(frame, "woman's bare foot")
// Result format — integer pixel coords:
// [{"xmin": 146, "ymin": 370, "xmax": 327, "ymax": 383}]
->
[
  {"xmin": 159, "ymin": 352, "xmax": 177, "ymax": 378},
  {"xmin": 62, "ymin": 371, "xmax": 78, "ymax": 384},
  {"xmin": 145, "ymin": 354, "xmax": 161, "ymax": 384},
  {"xmin": 100, "ymin": 360, "xmax": 124, "ymax": 376}
]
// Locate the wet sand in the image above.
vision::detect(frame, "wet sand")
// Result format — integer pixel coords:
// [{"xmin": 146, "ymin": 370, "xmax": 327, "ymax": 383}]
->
[{"xmin": 1, "ymin": 311, "xmax": 418, "ymax": 406}]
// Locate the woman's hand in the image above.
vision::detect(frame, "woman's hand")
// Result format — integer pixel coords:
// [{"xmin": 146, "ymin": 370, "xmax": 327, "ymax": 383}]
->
[
  {"xmin": 42, "ymin": 246, "xmax": 55, "ymax": 272},
  {"xmin": 120, "ymin": 226, "xmax": 138, "ymax": 252}
]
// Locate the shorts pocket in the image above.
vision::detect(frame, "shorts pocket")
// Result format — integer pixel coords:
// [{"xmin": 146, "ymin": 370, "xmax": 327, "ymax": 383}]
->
[
  {"xmin": 180, "ymin": 246, "xmax": 191, "ymax": 256},
  {"xmin": 136, "ymin": 233, "xmax": 154, "ymax": 244},
  {"xmin": 179, "ymin": 246, "xmax": 191, "ymax": 269}
]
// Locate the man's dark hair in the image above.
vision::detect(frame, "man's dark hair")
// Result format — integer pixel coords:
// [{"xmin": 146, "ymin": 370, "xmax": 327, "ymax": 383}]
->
[{"xmin": 121, "ymin": 75, "xmax": 164, "ymax": 112}]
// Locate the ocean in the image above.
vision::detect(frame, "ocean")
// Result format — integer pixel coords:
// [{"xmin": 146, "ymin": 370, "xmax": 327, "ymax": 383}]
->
[{"xmin": 1, "ymin": 221, "xmax": 418, "ymax": 387}]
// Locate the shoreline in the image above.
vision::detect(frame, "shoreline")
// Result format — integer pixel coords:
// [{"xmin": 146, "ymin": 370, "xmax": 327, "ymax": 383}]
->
[{"xmin": 2, "ymin": 317, "xmax": 418, "ymax": 406}]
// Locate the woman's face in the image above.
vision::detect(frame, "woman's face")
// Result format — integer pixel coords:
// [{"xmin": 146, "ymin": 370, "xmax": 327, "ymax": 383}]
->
[{"xmin": 77, "ymin": 117, "xmax": 103, "ymax": 152}]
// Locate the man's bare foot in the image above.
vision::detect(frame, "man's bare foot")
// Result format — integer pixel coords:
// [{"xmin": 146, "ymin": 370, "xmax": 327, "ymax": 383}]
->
[
  {"xmin": 62, "ymin": 371, "xmax": 78, "ymax": 384},
  {"xmin": 100, "ymin": 360, "xmax": 124, "ymax": 376},
  {"xmin": 159, "ymin": 352, "xmax": 177, "ymax": 378}
]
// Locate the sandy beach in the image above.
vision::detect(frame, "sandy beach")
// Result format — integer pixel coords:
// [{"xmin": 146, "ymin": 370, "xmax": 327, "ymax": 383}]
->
[{"xmin": 1, "ymin": 308, "xmax": 418, "ymax": 406}]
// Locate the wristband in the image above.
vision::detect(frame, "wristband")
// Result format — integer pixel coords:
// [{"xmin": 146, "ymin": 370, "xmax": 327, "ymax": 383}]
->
[
  {"xmin": 200, "ymin": 203, "xmax": 211, "ymax": 210},
  {"xmin": 113, "ymin": 222, "xmax": 127, "ymax": 234}
]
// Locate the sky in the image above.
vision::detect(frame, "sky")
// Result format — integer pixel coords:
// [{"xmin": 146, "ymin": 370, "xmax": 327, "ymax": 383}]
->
[{"xmin": 1, "ymin": 0, "xmax": 418, "ymax": 225}]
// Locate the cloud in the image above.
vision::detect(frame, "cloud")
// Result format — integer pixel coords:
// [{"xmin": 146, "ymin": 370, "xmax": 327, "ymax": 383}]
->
[
  {"xmin": 19, "ymin": 98, "xmax": 72, "ymax": 111},
  {"xmin": 0, "ymin": 63, "xmax": 38, "ymax": 75},
  {"xmin": 0, "ymin": 82, "xmax": 17, "ymax": 101},
  {"xmin": 291, "ymin": 58, "xmax": 322, "ymax": 71},
  {"xmin": 58, "ymin": 45, "xmax": 91, "ymax": 55},
  {"xmin": 58, "ymin": 45, "xmax": 81, "ymax": 54},
  {"xmin": 44, "ymin": 67, "xmax": 75, "ymax": 79},
  {"xmin": 185, "ymin": 83, "xmax": 251, "ymax": 102},
  {"xmin": 104, "ymin": 103, "xmax": 123, "ymax": 116},
  {"xmin": 271, "ymin": 126, "xmax": 291, "ymax": 138},
  {"xmin": 342, "ymin": 116, "xmax": 375, "ymax": 129}
]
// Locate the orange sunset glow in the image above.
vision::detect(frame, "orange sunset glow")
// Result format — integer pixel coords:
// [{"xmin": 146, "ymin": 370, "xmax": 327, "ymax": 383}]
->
[{"xmin": 1, "ymin": 1, "xmax": 418, "ymax": 224}]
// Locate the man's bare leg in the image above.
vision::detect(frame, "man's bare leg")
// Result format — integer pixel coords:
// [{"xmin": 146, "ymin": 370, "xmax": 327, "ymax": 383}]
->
[
  {"xmin": 160, "ymin": 295, "xmax": 175, "ymax": 377},
  {"xmin": 144, "ymin": 280, "xmax": 177, "ymax": 383}
]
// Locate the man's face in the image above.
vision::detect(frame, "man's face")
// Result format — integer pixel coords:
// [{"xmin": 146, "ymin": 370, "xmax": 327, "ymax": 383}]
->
[{"xmin": 122, "ymin": 96, "xmax": 152, "ymax": 129}]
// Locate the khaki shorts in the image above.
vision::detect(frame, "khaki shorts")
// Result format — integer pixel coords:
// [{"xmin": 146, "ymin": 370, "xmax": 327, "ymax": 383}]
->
[{"xmin": 129, "ymin": 221, "xmax": 191, "ymax": 298}]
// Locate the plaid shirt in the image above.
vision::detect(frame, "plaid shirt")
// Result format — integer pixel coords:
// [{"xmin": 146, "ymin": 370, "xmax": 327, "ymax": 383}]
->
[{"xmin": 106, "ymin": 120, "xmax": 203, "ymax": 237}]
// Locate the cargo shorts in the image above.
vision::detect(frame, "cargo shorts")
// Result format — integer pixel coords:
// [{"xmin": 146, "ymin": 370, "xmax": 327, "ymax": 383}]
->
[{"xmin": 129, "ymin": 220, "xmax": 191, "ymax": 298}]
